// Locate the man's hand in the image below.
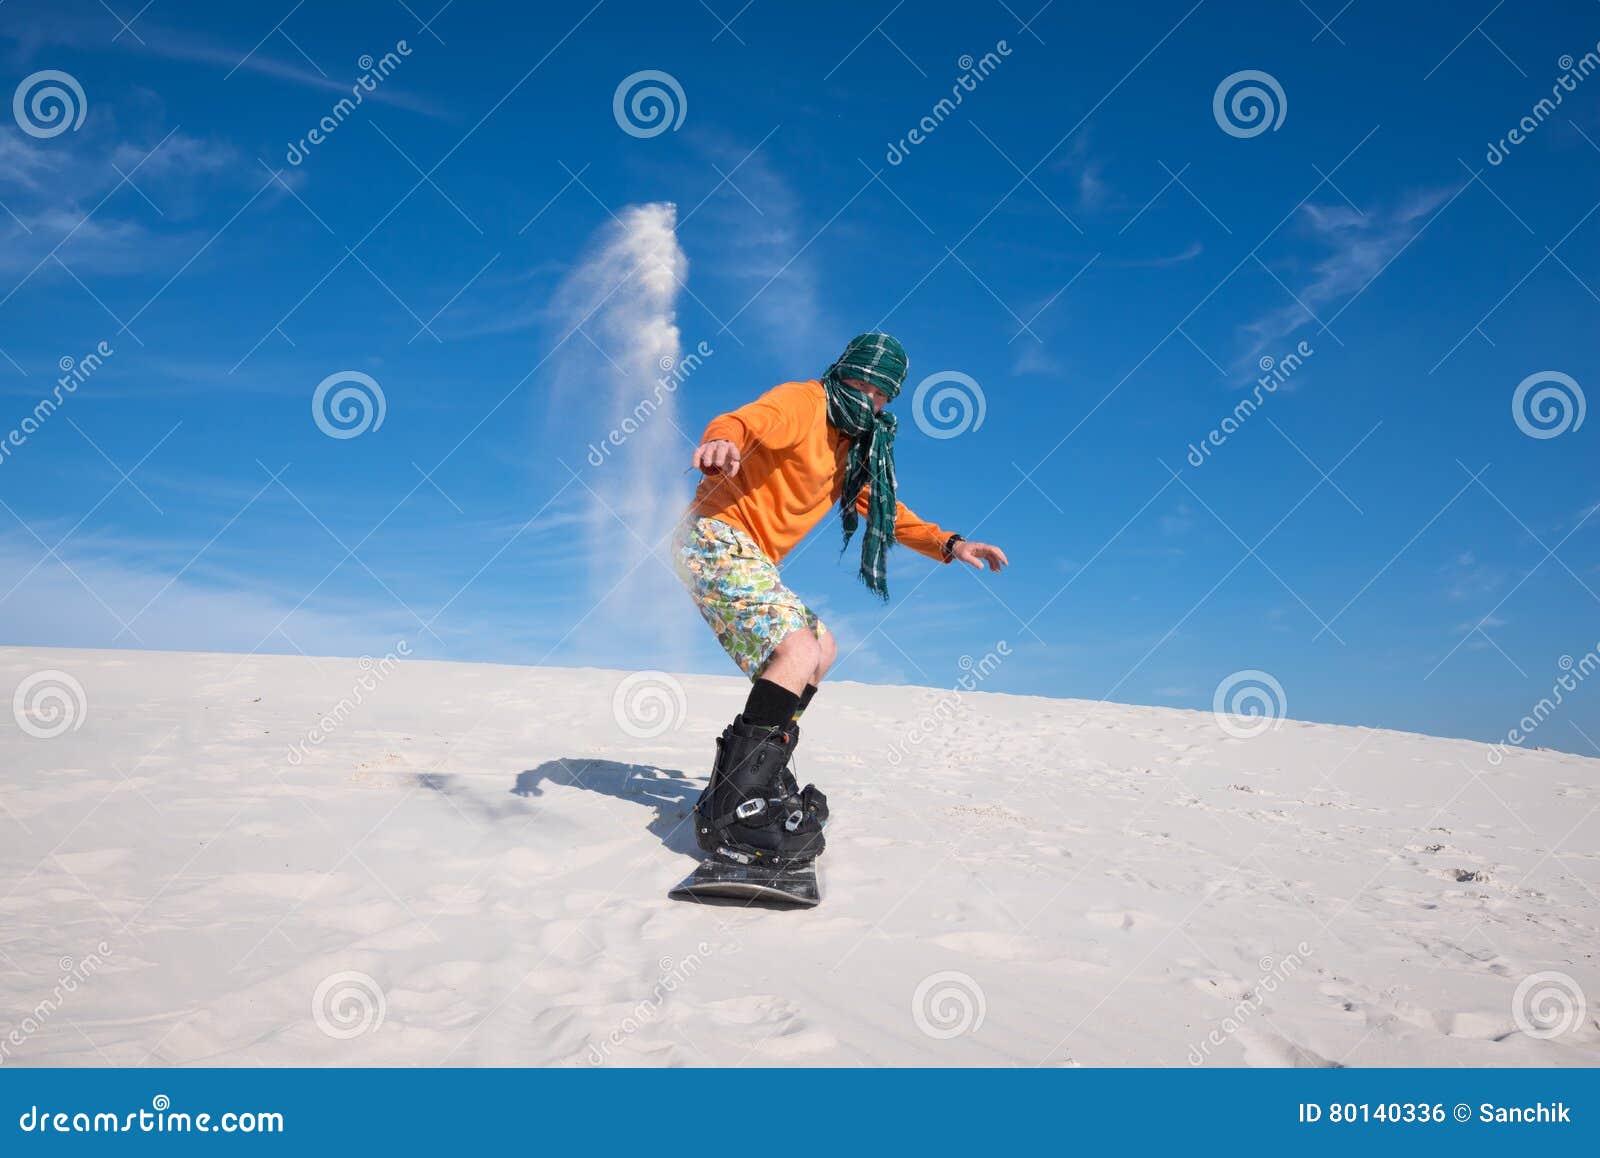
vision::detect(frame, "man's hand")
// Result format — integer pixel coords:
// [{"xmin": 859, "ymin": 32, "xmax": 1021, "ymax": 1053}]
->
[
  {"xmin": 953, "ymin": 540, "xmax": 1008, "ymax": 573},
  {"xmin": 692, "ymin": 439, "xmax": 741, "ymax": 478}
]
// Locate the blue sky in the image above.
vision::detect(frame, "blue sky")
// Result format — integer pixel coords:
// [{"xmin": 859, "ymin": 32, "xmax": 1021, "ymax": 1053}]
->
[{"xmin": 1, "ymin": 0, "xmax": 1597, "ymax": 754}]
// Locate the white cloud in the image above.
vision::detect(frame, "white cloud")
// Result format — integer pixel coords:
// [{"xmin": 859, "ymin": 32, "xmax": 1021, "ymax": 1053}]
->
[
  {"xmin": 691, "ymin": 142, "xmax": 830, "ymax": 363},
  {"xmin": 1237, "ymin": 188, "xmax": 1452, "ymax": 368}
]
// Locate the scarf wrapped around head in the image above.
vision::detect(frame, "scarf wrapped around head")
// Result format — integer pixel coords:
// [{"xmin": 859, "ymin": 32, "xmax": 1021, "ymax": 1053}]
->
[{"xmin": 822, "ymin": 332, "xmax": 907, "ymax": 601}]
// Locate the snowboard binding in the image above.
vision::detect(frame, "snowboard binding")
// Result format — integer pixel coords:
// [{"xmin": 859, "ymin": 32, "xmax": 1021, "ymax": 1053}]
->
[{"xmin": 694, "ymin": 716, "xmax": 828, "ymax": 868}]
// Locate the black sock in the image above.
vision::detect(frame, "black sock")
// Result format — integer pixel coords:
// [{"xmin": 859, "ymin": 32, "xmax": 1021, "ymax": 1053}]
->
[
  {"xmin": 795, "ymin": 684, "xmax": 818, "ymax": 718},
  {"xmin": 743, "ymin": 678, "xmax": 800, "ymax": 728}
]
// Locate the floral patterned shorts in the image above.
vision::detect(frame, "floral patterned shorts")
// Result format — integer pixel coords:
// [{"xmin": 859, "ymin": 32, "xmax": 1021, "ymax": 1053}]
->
[{"xmin": 673, "ymin": 516, "xmax": 828, "ymax": 680}]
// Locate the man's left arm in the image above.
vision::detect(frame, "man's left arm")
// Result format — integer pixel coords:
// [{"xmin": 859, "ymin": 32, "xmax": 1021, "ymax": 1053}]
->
[{"xmin": 854, "ymin": 489, "xmax": 1009, "ymax": 572}]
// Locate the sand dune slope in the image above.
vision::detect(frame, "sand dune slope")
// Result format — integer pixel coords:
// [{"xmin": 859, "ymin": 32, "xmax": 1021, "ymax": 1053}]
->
[{"xmin": 1, "ymin": 647, "xmax": 1596, "ymax": 1067}]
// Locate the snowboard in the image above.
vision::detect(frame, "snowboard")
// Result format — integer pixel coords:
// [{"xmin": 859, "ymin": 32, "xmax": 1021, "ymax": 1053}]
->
[{"xmin": 669, "ymin": 859, "xmax": 821, "ymax": 907}]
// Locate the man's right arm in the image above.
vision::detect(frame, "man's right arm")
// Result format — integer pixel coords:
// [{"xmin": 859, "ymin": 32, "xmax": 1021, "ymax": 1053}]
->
[{"xmin": 693, "ymin": 381, "xmax": 816, "ymax": 476}]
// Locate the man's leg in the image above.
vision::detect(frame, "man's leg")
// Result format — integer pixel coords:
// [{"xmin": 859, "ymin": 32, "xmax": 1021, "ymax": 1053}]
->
[
  {"xmin": 741, "ymin": 628, "xmax": 818, "ymax": 727},
  {"xmin": 794, "ymin": 627, "xmax": 837, "ymax": 719}
]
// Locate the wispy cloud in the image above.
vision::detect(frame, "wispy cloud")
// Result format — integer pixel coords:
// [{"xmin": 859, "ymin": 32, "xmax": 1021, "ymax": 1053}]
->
[
  {"xmin": 0, "ymin": 6, "xmax": 448, "ymax": 119},
  {"xmin": 691, "ymin": 141, "xmax": 830, "ymax": 364},
  {"xmin": 1237, "ymin": 188, "xmax": 1453, "ymax": 367}
]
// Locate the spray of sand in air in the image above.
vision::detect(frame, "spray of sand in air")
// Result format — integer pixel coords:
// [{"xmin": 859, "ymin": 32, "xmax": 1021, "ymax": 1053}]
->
[{"xmin": 550, "ymin": 202, "xmax": 692, "ymax": 664}]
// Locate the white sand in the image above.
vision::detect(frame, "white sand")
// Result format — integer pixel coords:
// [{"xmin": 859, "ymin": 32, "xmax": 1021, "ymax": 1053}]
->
[{"xmin": 2, "ymin": 646, "xmax": 1596, "ymax": 1067}]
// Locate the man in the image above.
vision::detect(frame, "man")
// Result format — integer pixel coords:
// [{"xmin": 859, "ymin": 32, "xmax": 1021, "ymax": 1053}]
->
[{"xmin": 673, "ymin": 332, "xmax": 1008, "ymax": 869}]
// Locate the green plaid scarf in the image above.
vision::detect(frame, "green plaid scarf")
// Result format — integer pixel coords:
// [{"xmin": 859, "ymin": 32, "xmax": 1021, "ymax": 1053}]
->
[{"xmin": 822, "ymin": 333, "xmax": 908, "ymax": 601}]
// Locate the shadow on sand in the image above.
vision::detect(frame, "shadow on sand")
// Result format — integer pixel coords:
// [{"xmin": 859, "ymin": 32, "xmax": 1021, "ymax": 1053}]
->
[{"xmin": 510, "ymin": 758, "xmax": 703, "ymax": 858}]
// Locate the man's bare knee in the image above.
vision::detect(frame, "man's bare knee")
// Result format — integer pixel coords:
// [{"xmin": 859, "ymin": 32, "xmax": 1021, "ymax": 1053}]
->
[
  {"xmin": 814, "ymin": 631, "xmax": 838, "ymax": 682},
  {"xmin": 776, "ymin": 628, "xmax": 821, "ymax": 667}
]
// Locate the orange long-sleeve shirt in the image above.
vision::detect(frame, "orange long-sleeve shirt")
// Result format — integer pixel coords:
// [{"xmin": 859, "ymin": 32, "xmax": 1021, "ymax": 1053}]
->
[{"xmin": 690, "ymin": 379, "xmax": 954, "ymax": 565}]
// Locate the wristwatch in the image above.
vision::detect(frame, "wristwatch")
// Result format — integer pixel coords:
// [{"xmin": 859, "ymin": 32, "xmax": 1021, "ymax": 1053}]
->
[{"xmin": 942, "ymin": 533, "xmax": 965, "ymax": 562}]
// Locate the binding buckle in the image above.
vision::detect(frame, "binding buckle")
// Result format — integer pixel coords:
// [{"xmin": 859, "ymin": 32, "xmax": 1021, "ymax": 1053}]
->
[
  {"xmin": 785, "ymin": 809, "xmax": 805, "ymax": 833},
  {"xmin": 734, "ymin": 798, "xmax": 766, "ymax": 820}
]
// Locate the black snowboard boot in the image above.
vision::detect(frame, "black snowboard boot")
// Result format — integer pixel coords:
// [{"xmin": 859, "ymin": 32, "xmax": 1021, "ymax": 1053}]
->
[
  {"xmin": 694, "ymin": 716, "xmax": 827, "ymax": 866},
  {"xmin": 780, "ymin": 718, "xmax": 828, "ymax": 829}
]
